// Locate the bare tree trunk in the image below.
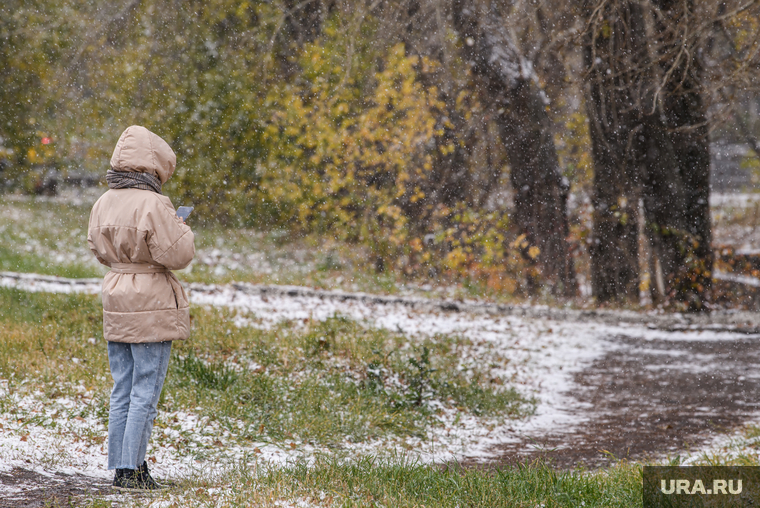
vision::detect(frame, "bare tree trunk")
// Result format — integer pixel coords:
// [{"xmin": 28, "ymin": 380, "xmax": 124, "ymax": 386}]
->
[
  {"xmin": 639, "ymin": 0, "xmax": 712, "ymax": 310},
  {"xmin": 583, "ymin": 0, "xmax": 713, "ymax": 308},
  {"xmin": 635, "ymin": 112, "xmax": 688, "ymax": 299},
  {"xmin": 583, "ymin": 0, "xmax": 647, "ymax": 303},
  {"xmin": 453, "ymin": 0, "xmax": 576, "ymax": 297},
  {"xmin": 653, "ymin": 0, "xmax": 713, "ymax": 309}
]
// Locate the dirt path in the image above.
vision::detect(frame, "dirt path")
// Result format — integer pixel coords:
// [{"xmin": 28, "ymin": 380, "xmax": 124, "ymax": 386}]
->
[
  {"xmin": 0, "ymin": 468, "xmax": 112, "ymax": 508},
  {"xmin": 485, "ymin": 331, "xmax": 760, "ymax": 468}
]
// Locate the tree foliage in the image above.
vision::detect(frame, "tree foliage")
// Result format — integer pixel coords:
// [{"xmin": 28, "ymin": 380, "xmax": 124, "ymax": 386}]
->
[{"xmin": 3, "ymin": 0, "xmax": 760, "ymax": 304}]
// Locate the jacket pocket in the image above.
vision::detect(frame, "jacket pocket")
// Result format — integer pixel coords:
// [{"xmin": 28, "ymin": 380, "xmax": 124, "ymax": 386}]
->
[{"xmin": 167, "ymin": 273, "xmax": 189, "ymax": 309}]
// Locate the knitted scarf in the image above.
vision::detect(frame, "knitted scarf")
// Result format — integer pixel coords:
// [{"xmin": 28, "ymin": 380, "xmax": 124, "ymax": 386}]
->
[{"xmin": 106, "ymin": 170, "xmax": 162, "ymax": 194}]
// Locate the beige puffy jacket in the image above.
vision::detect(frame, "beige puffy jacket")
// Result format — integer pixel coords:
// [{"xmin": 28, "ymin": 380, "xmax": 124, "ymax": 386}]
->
[{"xmin": 88, "ymin": 126, "xmax": 195, "ymax": 343}]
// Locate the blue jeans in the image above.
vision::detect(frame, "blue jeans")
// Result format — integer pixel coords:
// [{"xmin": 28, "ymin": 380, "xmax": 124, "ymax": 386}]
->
[{"xmin": 107, "ymin": 341, "xmax": 172, "ymax": 470}]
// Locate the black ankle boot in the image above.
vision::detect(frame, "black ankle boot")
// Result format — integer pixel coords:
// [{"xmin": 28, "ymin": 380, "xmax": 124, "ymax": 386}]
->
[
  {"xmin": 112, "ymin": 464, "xmax": 165, "ymax": 491},
  {"xmin": 137, "ymin": 461, "xmax": 164, "ymax": 489},
  {"xmin": 113, "ymin": 468, "xmax": 138, "ymax": 490}
]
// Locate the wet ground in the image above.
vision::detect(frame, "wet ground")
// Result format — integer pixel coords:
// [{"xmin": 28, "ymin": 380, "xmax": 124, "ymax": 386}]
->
[
  {"xmin": 0, "ymin": 468, "xmax": 112, "ymax": 507},
  {"xmin": 488, "ymin": 331, "xmax": 760, "ymax": 468}
]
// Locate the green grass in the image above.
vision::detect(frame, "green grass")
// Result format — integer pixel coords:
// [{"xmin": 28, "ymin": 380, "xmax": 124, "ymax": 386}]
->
[
  {"xmin": 260, "ymin": 458, "xmax": 642, "ymax": 507},
  {"xmin": 0, "ymin": 288, "xmax": 107, "ymax": 389},
  {"xmin": 0, "ymin": 287, "xmax": 529, "ymax": 451},
  {"xmin": 0, "ymin": 197, "xmax": 104, "ymax": 278},
  {"xmin": 163, "ymin": 311, "xmax": 529, "ymax": 447},
  {"xmin": 0, "ymin": 244, "xmax": 101, "ymax": 278},
  {"xmin": 36, "ymin": 458, "xmax": 645, "ymax": 507},
  {"xmin": 141, "ymin": 457, "xmax": 642, "ymax": 507}
]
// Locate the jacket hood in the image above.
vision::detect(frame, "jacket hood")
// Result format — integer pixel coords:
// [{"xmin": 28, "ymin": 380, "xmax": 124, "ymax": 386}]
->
[{"xmin": 110, "ymin": 125, "xmax": 176, "ymax": 184}]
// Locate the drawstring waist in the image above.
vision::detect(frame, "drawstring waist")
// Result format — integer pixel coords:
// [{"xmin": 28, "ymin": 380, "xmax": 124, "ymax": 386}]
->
[{"xmin": 110, "ymin": 263, "xmax": 169, "ymax": 274}]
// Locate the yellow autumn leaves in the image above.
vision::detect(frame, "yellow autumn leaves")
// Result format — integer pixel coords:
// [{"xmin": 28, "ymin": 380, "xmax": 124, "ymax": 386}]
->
[
  {"xmin": 262, "ymin": 41, "xmax": 441, "ymax": 250},
  {"xmin": 257, "ymin": 36, "xmax": 538, "ymax": 284}
]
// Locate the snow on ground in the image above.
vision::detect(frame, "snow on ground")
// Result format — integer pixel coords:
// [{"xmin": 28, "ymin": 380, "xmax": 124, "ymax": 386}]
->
[
  {"xmin": 681, "ymin": 417, "xmax": 760, "ymax": 466},
  {"xmin": 3, "ymin": 270, "xmax": 760, "ymax": 497},
  {"xmin": 0, "ymin": 379, "xmax": 111, "ymax": 481},
  {"xmin": 710, "ymin": 192, "xmax": 760, "ymax": 208},
  {"xmin": 714, "ymin": 269, "xmax": 760, "ymax": 288},
  {"xmin": 713, "ymin": 223, "xmax": 760, "ymax": 253},
  {"xmin": 0, "ymin": 271, "xmax": 101, "ymax": 294},
  {"xmin": 0, "ymin": 386, "xmax": 318, "ymax": 506},
  {"xmin": 711, "ymin": 192, "xmax": 760, "ymax": 251}
]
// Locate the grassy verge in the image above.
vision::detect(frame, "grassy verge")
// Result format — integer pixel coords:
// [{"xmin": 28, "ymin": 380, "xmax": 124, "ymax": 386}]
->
[
  {"xmin": 0, "ymin": 287, "xmax": 528, "ymax": 454},
  {"xmin": 168, "ymin": 458, "xmax": 644, "ymax": 508},
  {"xmin": 0, "ymin": 198, "xmax": 104, "ymax": 278}
]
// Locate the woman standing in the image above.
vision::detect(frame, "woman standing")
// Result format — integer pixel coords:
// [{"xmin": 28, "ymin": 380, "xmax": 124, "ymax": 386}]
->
[{"xmin": 88, "ymin": 125, "xmax": 195, "ymax": 491}]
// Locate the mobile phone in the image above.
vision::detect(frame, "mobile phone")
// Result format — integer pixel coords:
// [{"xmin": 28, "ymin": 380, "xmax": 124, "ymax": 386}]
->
[{"xmin": 176, "ymin": 206, "xmax": 194, "ymax": 221}]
